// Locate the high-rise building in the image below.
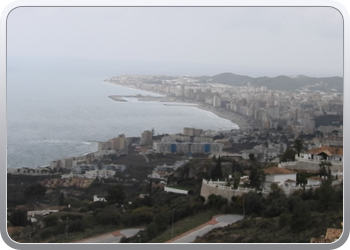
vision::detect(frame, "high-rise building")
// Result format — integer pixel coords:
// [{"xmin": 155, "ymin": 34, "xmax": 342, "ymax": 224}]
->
[
  {"xmin": 109, "ymin": 134, "xmax": 127, "ymax": 150},
  {"xmin": 141, "ymin": 130, "xmax": 153, "ymax": 145}
]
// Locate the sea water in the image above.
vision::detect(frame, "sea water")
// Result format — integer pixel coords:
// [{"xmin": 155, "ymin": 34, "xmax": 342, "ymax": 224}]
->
[{"xmin": 6, "ymin": 59, "xmax": 238, "ymax": 169}]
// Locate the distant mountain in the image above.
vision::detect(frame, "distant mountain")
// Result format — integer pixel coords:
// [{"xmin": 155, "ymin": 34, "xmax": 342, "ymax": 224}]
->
[{"xmin": 200, "ymin": 72, "xmax": 343, "ymax": 92}]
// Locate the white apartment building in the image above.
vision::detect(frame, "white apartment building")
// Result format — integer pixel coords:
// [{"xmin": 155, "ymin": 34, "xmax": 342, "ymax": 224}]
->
[{"xmin": 153, "ymin": 142, "xmax": 223, "ymax": 154}]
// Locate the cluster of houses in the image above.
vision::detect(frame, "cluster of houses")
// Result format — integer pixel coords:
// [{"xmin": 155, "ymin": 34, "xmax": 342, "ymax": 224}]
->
[
  {"xmin": 8, "ymin": 163, "xmax": 127, "ymax": 181},
  {"xmin": 147, "ymin": 160, "xmax": 188, "ymax": 181},
  {"xmin": 61, "ymin": 164, "xmax": 126, "ymax": 180},
  {"xmin": 201, "ymin": 144, "xmax": 343, "ymax": 200}
]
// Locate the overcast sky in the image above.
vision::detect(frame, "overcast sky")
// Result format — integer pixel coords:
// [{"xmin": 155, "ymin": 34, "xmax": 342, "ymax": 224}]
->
[{"xmin": 7, "ymin": 6, "xmax": 343, "ymax": 77}]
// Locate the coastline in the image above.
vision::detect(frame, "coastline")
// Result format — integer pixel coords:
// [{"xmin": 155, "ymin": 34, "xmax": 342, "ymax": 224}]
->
[
  {"xmin": 106, "ymin": 80, "xmax": 251, "ymax": 131},
  {"xmin": 195, "ymin": 104, "xmax": 251, "ymax": 131},
  {"xmin": 8, "ymin": 82, "xmax": 251, "ymax": 171}
]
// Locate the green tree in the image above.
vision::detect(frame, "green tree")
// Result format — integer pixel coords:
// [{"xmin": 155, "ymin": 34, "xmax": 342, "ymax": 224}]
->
[
  {"xmin": 290, "ymin": 200, "xmax": 311, "ymax": 231},
  {"xmin": 105, "ymin": 184, "xmax": 126, "ymax": 205},
  {"xmin": 315, "ymin": 179, "xmax": 337, "ymax": 212},
  {"xmin": 279, "ymin": 148, "xmax": 296, "ymax": 162},
  {"xmin": 292, "ymin": 138, "xmax": 307, "ymax": 157},
  {"xmin": 232, "ymin": 172, "xmax": 241, "ymax": 189},
  {"xmin": 296, "ymin": 173, "xmax": 308, "ymax": 190},
  {"xmin": 24, "ymin": 183, "xmax": 47, "ymax": 203},
  {"xmin": 207, "ymin": 194, "xmax": 227, "ymax": 210},
  {"xmin": 242, "ymin": 192, "xmax": 265, "ymax": 217},
  {"xmin": 319, "ymin": 161, "xmax": 333, "ymax": 179},
  {"xmin": 68, "ymin": 219, "xmax": 85, "ymax": 233},
  {"xmin": 58, "ymin": 192, "xmax": 65, "ymax": 206},
  {"xmin": 248, "ymin": 153, "xmax": 256, "ymax": 161},
  {"xmin": 249, "ymin": 168, "xmax": 266, "ymax": 190},
  {"xmin": 9, "ymin": 210, "xmax": 30, "ymax": 227},
  {"xmin": 263, "ymin": 183, "xmax": 288, "ymax": 217},
  {"xmin": 43, "ymin": 214, "xmax": 59, "ymax": 227},
  {"xmin": 211, "ymin": 156, "xmax": 223, "ymax": 180}
]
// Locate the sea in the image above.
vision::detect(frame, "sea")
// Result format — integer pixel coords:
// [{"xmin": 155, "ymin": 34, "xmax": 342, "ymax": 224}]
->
[{"xmin": 6, "ymin": 58, "xmax": 238, "ymax": 169}]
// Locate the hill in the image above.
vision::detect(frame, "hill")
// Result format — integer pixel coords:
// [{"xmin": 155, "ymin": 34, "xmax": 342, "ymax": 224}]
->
[
  {"xmin": 197, "ymin": 72, "xmax": 343, "ymax": 93},
  {"xmin": 193, "ymin": 210, "xmax": 343, "ymax": 243}
]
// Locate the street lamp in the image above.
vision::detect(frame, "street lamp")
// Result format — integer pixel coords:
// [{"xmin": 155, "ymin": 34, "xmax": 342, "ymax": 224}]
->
[
  {"xmin": 137, "ymin": 234, "xmax": 140, "ymax": 243},
  {"xmin": 171, "ymin": 209, "xmax": 175, "ymax": 239}
]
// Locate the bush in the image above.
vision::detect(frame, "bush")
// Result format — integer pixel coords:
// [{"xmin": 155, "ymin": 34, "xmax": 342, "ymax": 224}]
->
[
  {"xmin": 95, "ymin": 211, "xmax": 121, "ymax": 225},
  {"xmin": 54, "ymin": 222, "xmax": 67, "ymax": 235},
  {"xmin": 278, "ymin": 213, "xmax": 291, "ymax": 228},
  {"xmin": 43, "ymin": 214, "xmax": 59, "ymax": 227},
  {"xmin": 124, "ymin": 206, "xmax": 154, "ymax": 226},
  {"xmin": 60, "ymin": 214, "xmax": 83, "ymax": 221},
  {"xmin": 68, "ymin": 219, "xmax": 85, "ymax": 233},
  {"xmin": 87, "ymin": 201, "xmax": 108, "ymax": 211},
  {"xmin": 40, "ymin": 228, "xmax": 53, "ymax": 240},
  {"xmin": 9, "ymin": 210, "xmax": 30, "ymax": 227},
  {"xmin": 79, "ymin": 207, "xmax": 88, "ymax": 213},
  {"xmin": 207, "ymin": 194, "xmax": 227, "ymax": 210}
]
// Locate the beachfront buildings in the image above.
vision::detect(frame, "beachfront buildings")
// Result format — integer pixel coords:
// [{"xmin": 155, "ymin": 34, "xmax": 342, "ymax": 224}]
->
[
  {"xmin": 107, "ymin": 74, "xmax": 343, "ymax": 135},
  {"xmin": 98, "ymin": 134, "xmax": 127, "ymax": 151},
  {"xmin": 152, "ymin": 142, "xmax": 223, "ymax": 154},
  {"xmin": 141, "ymin": 130, "xmax": 153, "ymax": 145}
]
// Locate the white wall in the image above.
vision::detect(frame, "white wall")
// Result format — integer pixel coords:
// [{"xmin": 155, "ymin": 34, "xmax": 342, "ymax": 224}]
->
[{"xmin": 164, "ymin": 186, "xmax": 188, "ymax": 194}]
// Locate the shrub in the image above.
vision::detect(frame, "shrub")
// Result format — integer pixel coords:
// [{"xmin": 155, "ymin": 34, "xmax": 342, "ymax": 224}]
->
[
  {"xmin": 60, "ymin": 214, "xmax": 83, "ymax": 221},
  {"xmin": 68, "ymin": 219, "xmax": 85, "ymax": 233},
  {"xmin": 40, "ymin": 228, "xmax": 53, "ymax": 240},
  {"xmin": 43, "ymin": 214, "xmax": 59, "ymax": 227},
  {"xmin": 278, "ymin": 213, "xmax": 291, "ymax": 228},
  {"xmin": 79, "ymin": 207, "xmax": 88, "ymax": 213},
  {"xmin": 87, "ymin": 201, "xmax": 108, "ymax": 211},
  {"xmin": 95, "ymin": 211, "xmax": 121, "ymax": 225}
]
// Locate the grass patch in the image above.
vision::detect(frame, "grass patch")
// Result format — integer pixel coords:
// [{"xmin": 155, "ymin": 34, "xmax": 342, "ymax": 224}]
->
[{"xmin": 148, "ymin": 209, "xmax": 220, "ymax": 243}]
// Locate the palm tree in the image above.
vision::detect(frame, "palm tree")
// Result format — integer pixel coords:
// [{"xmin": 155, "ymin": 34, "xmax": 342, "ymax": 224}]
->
[{"xmin": 292, "ymin": 138, "xmax": 307, "ymax": 157}]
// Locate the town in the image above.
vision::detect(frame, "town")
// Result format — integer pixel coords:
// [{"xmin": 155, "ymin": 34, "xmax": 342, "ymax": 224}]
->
[{"xmin": 7, "ymin": 73, "xmax": 343, "ymax": 244}]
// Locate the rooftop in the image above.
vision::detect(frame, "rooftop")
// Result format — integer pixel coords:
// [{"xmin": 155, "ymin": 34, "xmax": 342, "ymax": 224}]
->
[
  {"xmin": 307, "ymin": 145, "xmax": 343, "ymax": 156},
  {"xmin": 263, "ymin": 167, "xmax": 296, "ymax": 175}
]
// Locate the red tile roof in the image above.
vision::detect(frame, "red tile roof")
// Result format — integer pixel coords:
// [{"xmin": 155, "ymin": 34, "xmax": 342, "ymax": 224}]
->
[
  {"xmin": 307, "ymin": 176, "xmax": 324, "ymax": 181},
  {"xmin": 263, "ymin": 167, "xmax": 296, "ymax": 175},
  {"xmin": 308, "ymin": 145, "xmax": 343, "ymax": 156}
]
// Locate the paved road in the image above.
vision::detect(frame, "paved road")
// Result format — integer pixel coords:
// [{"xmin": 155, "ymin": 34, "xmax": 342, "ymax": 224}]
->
[
  {"xmin": 169, "ymin": 214, "xmax": 244, "ymax": 243},
  {"xmin": 75, "ymin": 228, "xmax": 144, "ymax": 243},
  {"xmin": 75, "ymin": 214, "xmax": 242, "ymax": 244}
]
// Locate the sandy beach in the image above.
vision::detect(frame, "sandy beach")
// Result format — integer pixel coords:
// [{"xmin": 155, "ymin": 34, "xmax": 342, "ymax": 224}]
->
[
  {"xmin": 195, "ymin": 104, "xmax": 251, "ymax": 131},
  {"xmin": 106, "ymin": 81, "xmax": 251, "ymax": 131}
]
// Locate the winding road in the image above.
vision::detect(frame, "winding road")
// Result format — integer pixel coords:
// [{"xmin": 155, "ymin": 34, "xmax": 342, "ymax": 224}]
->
[
  {"xmin": 74, "ymin": 214, "xmax": 243, "ymax": 243},
  {"xmin": 168, "ymin": 214, "xmax": 244, "ymax": 243},
  {"xmin": 74, "ymin": 228, "xmax": 144, "ymax": 243}
]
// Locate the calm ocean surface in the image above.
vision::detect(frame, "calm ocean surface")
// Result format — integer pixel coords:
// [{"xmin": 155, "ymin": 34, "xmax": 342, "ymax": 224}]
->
[{"xmin": 7, "ymin": 61, "xmax": 238, "ymax": 169}]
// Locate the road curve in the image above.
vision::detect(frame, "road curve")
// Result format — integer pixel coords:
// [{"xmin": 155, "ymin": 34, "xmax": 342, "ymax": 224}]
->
[
  {"xmin": 74, "ymin": 228, "xmax": 144, "ymax": 243},
  {"xmin": 168, "ymin": 214, "xmax": 244, "ymax": 243}
]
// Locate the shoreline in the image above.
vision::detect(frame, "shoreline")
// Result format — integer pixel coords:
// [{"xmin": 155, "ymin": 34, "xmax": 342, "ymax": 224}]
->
[
  {"xmin": 106, "ymin": 80, "xmax": 251, "ymax": 131},
  {"xmin": 8, "ymin": 83, "xmax": 251, "ymax": 171},
  {"xmin": 195, "ymin": 104, "xmax": 251, "ymax": 131}
]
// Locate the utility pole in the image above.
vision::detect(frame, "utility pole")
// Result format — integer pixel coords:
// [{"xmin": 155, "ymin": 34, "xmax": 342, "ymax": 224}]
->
[
  {"xmin": 171, "ymin": 209, "xmax": 175, "ymax": 239},
  {"xmin": 243, "ymin": 196, "xmax": 245, "ymax": 218},
  {"xmin": 65, "ymin": 217, "xmax": 68, "ymax": 242}
]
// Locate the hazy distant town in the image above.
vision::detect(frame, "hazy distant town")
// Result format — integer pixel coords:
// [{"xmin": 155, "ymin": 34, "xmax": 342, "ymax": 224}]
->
[{"xmin": 7, "ymin": 73, "xmax": 343, "ymax": 244}]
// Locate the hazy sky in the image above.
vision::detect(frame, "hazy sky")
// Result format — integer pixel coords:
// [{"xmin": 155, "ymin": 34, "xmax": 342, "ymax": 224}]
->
[{"xmin": 7, "ymin": 6, "xmax": 343, "ymax": 77}]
